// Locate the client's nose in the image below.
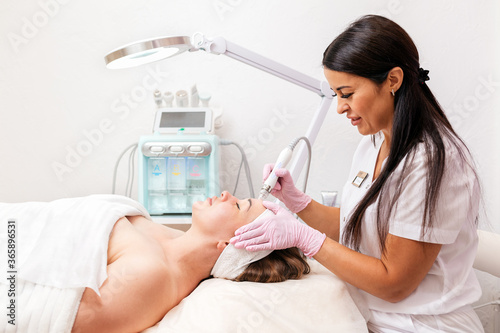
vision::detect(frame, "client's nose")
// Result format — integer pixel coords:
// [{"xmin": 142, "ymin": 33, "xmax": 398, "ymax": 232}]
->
[{"xmin": 220, "ymin": 191, "xmax": 232, "ymax": 202}]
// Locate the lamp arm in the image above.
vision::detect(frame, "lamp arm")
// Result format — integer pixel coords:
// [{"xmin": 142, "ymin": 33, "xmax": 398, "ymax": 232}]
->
[
  {"xmin": 192, "ymin": 34, "xmax": 333, "ymax": 97},
  {"xmin": 287, "ymin": 96, "xmax": 333, "ymax": 181},
  {"xmin": 192, "ymin": 33, "xmax": 334, "ymax": 185}
]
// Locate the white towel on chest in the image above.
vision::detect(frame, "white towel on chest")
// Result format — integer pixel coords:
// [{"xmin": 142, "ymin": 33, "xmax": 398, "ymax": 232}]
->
[{"xmin": 0, "ymin": 194, "xmax": 150, "ymax": 295}]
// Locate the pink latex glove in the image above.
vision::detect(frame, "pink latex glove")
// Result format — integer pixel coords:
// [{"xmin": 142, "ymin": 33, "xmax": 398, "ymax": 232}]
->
[
  {"xmin": 230, "ymin": 201, "xmax": 326, "ymax": 257},
  {"xmin": 263, "ymin": 163, "xmax": 312, "ymax": 213}
]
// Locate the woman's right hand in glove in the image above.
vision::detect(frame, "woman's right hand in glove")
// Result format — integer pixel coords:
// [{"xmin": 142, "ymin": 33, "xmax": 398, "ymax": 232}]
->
[{"xmin": 262, "ymin": 163, "xmax": 312, "ymax": 213}]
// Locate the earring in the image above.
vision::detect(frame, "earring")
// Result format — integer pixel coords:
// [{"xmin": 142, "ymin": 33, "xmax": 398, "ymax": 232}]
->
[{"xmin": 391, "ymin": 89, "xmax": 395, "ymax": 97}]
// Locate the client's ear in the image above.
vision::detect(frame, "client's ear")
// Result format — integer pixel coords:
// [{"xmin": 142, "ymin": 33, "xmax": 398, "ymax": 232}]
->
[{"xmin": 216, "ymin": 240, "xmax": 229, "ymax": 252}]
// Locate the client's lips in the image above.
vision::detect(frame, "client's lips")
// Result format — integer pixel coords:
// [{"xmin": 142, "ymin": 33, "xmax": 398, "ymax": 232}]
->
[
  {"xmin": 350, "ymin": 117, "xmax": 361, "ymax": 126},
  {"xmin": 207, "ymin": 197, "xmax": 213, "ymax": 206}
]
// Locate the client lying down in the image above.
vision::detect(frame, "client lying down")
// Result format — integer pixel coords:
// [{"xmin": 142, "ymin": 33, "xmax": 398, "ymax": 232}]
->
[{"xmin": 72, "ymin": 191, "xmax": 309, "ymax": 333}]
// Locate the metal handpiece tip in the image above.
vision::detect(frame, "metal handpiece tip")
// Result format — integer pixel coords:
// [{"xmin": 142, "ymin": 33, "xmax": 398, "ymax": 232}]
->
[{"xmin": 258, "ymin": 190, "xmax": 269, "ymax": 200}]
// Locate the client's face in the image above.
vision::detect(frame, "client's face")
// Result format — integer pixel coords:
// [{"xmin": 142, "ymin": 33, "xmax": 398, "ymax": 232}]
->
[{"xmin": 192, "ymin": 191, "xmax": 265, "ymax": 238}]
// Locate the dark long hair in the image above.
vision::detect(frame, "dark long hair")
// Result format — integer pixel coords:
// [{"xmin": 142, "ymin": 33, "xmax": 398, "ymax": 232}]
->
[
  {"xmin": 322, "ymin": 15, "xmax": 477, "ymax": 253},
  {"xmin": 235, "ymin": 248, "xmax": 310, "ymax": 282}
]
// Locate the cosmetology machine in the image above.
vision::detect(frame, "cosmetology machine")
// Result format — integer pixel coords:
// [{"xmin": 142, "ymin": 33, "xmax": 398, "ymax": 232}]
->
[
  {"xmin": 105, "ymin": 33, "xmax": 335, "ymax": 211},
  {"xmin": 138, "ymin": 107, "xmax": 219, "ymax": 215}
]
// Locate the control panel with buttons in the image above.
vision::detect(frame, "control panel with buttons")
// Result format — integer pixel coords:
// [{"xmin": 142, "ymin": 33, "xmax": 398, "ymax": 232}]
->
[{"xmin": 142, "ymin": 142, "xmax": 212, "ymax": 157}]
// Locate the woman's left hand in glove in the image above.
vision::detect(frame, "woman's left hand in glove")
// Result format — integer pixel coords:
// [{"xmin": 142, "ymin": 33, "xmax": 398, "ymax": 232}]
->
[{"xmin": 230, "ymin": 201, "xmax": 326, "ymax": 257}]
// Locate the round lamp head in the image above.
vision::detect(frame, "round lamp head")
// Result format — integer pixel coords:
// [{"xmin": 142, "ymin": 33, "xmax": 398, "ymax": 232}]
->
[{"xmin": 104, "ymin": 36, "xmax": 192, "ymax": 69}]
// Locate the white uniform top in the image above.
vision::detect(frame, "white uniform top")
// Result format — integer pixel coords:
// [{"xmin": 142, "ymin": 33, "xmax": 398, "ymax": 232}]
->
[{"xmin": 340, "ymin": 133, "xmax": 481, "ymax": 317}]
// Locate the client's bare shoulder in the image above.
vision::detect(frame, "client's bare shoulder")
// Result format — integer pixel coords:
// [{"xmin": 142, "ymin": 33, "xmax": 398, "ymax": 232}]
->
[{"xmin": 73, "ymin": 216, "xmax": 184, "ymax": 333}]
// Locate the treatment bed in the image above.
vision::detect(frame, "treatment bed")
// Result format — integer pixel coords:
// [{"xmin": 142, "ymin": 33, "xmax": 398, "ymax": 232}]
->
[
  {"xmin": 143, "ymin": 260, "xmax": 369, "ymax": 332},
  {"xmin": 0, "ymin": 195, "xmax": 369, "ymax": 332}
]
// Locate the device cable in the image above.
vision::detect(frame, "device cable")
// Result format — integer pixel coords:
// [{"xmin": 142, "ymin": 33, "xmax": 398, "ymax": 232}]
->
[
  {"xmin": 257, "ymin": 136, "xmax": 312, "ymax": 200},
  {"xmin": 219, "ymin": 140, "xmax": 255, "ymax": 198},
  {"xmin": 473, "ymin": 300, "xmax": 500, "ymax": 310},
  {"xmin": 288, "ymin": 136, "xmax": 312, "ymax": 193},
  {"xmin": 233, "ymin": 156, "xmax": 245, "ymax": 195},
  {"xmin": 126, "ymin": 144, "xmax": 138, "ymax": 197},
  {"xmin": 112, "ymin": 142, "xmax": 138, "ymax": 195}
]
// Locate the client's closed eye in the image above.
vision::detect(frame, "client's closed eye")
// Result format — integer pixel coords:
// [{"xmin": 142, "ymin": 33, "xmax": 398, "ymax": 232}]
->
[{"xmin": 236, "ymin": 203, "xmax": 240, "ymax": 210}]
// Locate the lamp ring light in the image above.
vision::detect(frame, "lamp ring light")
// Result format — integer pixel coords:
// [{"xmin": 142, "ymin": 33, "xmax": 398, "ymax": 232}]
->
[{"xmin": 104, "ymin": 35, "xmax": 193, "ymax": 69}]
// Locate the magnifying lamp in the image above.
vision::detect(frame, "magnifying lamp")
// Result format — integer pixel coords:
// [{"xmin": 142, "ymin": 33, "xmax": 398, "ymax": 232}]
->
[
  {"xmin": 104, "ymin": 33, "xmax": 334, "ymax": 182},
  {"xmin": 105, "ymin": 36, "xmax": 192, "ymax": 69}
]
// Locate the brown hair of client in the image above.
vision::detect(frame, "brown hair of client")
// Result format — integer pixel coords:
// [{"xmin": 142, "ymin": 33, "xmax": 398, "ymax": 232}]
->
[{"xmin": 234, "ymin": 248, "xmax": 310, "ymax": 282}]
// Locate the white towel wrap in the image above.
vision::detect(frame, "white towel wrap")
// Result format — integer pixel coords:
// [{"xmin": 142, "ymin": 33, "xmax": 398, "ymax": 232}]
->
[
  {"xmin": 210, "ymin": 209, "xmax": 273, "ymax": 279},
  {"xmin": 0, "ymin": 194, "xmax": 150, "ymax": 295}
]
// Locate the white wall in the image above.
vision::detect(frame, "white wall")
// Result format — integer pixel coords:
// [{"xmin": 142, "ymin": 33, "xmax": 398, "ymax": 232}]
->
[{"xmin": 1, "ymin": 0, "xmax": 498, "ymax": 232}]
